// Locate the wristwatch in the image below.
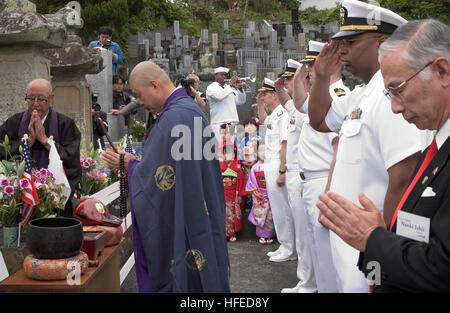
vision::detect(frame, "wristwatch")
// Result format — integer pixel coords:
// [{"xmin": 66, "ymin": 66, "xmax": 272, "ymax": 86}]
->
[{"xmin": 279, "ymin": 168, "xmax": 287, "ymax": 174}]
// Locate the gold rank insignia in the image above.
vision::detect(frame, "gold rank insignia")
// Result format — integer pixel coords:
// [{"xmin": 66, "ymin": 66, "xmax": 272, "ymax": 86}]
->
[
  {"xmin": 340, "ymin": 7, "xmax": 346, "ymax": 26},
  {"xmin": 334, "ymin": 88, "xmax": 346, "ymax": 97},
  {"xmin": 277, "ymin": 110, "xmax": 283, "ymax": 117}
]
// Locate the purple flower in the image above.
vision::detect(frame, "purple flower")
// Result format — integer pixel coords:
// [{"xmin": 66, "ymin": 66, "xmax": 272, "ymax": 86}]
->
[
  {"xmin": 1, "ymin": 178, "xmax": 9, "ymax": 187},
  {"xmin": 20, "ymin": 178, "xmax": 29, "ymax": 190},
  {"xmin": 4, "ymin": 185, "xmax": 14, "ymax": 196}
]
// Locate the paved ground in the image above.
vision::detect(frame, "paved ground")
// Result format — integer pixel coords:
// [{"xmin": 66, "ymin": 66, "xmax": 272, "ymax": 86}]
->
[{"xmin": 121, "ymin": 210, "xmax": 299, "ymax": 293}]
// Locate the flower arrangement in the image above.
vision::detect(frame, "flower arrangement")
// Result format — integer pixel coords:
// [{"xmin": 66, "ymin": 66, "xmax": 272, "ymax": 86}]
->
[
  {"xmin": 0, "ymin": 135, "xmax": 69, "ymax": 229},
  {"xmin": 78, "ymin": 155, "xmax": 109, "ymax": 197},
  {"xmin": 0, "ymin": 135, "xmax": 25, "ymax": 227},
  {"xmin": 0, "ymin": 174, "xmax": 23, "ymax": 227},
  {"xmin": 30, "ymin": 168, "xmax": 66, "ymax": 220},
  {"xmin": 130, "ymin": 118, "xmax": 146, "ymax": 141}
]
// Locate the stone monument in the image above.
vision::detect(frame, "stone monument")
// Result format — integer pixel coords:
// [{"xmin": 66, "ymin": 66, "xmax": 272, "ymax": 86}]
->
[
  {"xmin": 0, "ymin": 0, "xmax": 66, "ymax": 125},
  {"xmin": 43, "ymin": 1, "xmax": 104, "ymax": 150}
]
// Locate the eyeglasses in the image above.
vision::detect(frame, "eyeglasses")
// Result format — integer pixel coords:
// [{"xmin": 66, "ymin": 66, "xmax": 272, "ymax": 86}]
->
[
  {"xmin": 25, "ymin": 95, "xmax": 50, "ymax": 104},
  {"xmin": 339, "ymin": 35, "xmax": 381, "ymax": 47},
  {"xmin": 382, "ymin": 60, "xmax": 434, "ymax": 100}
]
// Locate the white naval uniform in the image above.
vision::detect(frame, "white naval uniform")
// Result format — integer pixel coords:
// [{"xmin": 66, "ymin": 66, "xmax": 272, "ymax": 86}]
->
[
  {"xmin": 206, "ymin": 81, "xmax": 246, "ymax": 139},
  {"xmin": 324, "ymin": 70, "xmax": 428, "ymax": 293},
  {"xmin": 284, "ymin": 100, "xmax": 316, "ymax": 290},
  {"xmin": 263, "ymin": 104, "xmax": 294, "ymax": 255},
  {"xmin": 298, "ymin": 79, "xmax": 349, "ymax": 293}
]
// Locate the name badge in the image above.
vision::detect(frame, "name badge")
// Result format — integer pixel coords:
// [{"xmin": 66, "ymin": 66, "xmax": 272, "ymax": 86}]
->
[{"xmin": 396, "ymin": 211, "xmax": 430, "ymax": 243}]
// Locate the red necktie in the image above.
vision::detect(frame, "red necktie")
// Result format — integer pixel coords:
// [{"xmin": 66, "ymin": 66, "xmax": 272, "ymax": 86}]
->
[{"xmin": 390, "ymin": 138, "xmax": 438, "ymax": 231}]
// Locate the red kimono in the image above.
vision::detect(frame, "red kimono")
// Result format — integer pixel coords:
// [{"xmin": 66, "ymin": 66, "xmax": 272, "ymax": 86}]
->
[{"xmin": 220, "ymin": 159, "xmax": 247, "ymax": 237}]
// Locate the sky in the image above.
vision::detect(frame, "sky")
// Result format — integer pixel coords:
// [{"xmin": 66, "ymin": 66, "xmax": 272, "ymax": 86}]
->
[{"xmin": 298, "ymin": 0, "xmax": 344, "ymax": 10}]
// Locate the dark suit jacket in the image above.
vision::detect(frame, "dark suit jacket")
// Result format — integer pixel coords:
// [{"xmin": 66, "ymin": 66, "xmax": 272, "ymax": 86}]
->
[{"xmin": 359, "ymin": 135, "xmax": 450, "ymax": 292}]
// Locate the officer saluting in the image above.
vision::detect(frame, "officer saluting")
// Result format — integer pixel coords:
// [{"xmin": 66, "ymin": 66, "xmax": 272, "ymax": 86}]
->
[
  {"xmin": 257, "ymin": 78, "xmax": 297, "ymax": 263},
  {"xmin": 307, "ymin": 0, "xmax": 430, "ymax": 292},
  {"xmin": 274, "ymin": 59, "xmax": 316, "ymax": 293},
  {"xmin": 292, "ymin": 40, "xmax": 348, "ymax": 293}
]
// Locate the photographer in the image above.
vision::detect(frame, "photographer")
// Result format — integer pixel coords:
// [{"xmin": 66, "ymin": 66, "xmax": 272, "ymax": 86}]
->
[
  {"xmin": 88, "ymin": 26, "xmax": 124, "ymax": 75},
  {"xmin": 179, "ymin": 74, "xmax": 206, "ymax": 109},
  {"xmin": 91, "ymin": 93, "xmax": 108, "ymax": 150}
]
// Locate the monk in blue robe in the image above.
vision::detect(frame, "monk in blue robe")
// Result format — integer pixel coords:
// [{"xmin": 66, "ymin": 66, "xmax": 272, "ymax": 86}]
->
[{"xmin": 103, "ymin": 61, "xmax": 230, "ymax": 293}]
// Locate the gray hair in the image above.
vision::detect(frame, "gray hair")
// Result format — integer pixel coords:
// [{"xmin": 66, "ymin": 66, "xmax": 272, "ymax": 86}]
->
[
  {"xmin": 378, "ymin": 19, "xmax": 450, "ymax": 80},
  {"xmin": 187, "ymin": 73, "xmax": 200, "ymax": 83}
]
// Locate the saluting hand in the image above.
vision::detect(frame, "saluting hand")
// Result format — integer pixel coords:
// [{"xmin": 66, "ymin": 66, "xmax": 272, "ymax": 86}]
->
[
  {"xmin": 274, "ymin": 77, "xmax": 285, "ymax": 91},
  {"xmin": 314, "ymin": 40, "xmax": 342, "ymax": 78}
]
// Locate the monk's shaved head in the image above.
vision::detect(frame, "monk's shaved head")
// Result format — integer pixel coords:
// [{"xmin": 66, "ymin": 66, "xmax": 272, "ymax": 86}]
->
[
  {"xmin": 129, "ymin": 61, "xmax": 171, "ymax": 86},
  {"xmin": 129, "ymin": 61, "xmax": 175, "ymax": 114}
]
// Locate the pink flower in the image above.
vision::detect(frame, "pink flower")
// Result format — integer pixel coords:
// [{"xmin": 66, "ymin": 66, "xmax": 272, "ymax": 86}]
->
[
  {"xmin": 39, "ymin": 168, "xmax": 48, "ymax": 177},
  {"xmin": 81, "ymin": 161, "xmax": 90, "ymax": 169},
  {"xmin": 20, "ymin": 178, "xmax": 29, "ymax": 190},
  {"xmin": 4, "ymin": 185, "xmax": 14, "ymax": 196},
  {"xmin": 1, "ymin": 178, "xmax": 9, "ymax": 187}
]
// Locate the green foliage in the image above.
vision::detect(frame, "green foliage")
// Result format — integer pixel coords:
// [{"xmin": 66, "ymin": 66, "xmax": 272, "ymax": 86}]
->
[
  {"xmin": 299, "ymin": 2, "xmax": 341, "ymax": 25},
  {"xmin": 378, "ymin": 0, "xmax": 450, "ymax": 25}
]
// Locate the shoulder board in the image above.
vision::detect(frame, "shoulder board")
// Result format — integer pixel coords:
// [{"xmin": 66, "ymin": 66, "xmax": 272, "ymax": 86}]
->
[{"xmin": 334, "ymin": 88, "xmax": 346, "ymax": 97}]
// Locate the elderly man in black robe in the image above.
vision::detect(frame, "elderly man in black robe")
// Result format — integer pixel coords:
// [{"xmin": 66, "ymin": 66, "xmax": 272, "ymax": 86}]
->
[{"xmin": 0, "ymin": 78, "xmax": 81, "ymax": 217}]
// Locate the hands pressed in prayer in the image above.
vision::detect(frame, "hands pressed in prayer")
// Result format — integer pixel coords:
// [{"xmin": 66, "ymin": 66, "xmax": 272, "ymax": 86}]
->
[
  {"xmin": 316, "ymin": 192, "xmax": 386, "ymax": 252},
  {"xmin": 28, "ymin": 110, "xmax": 49, "ymax": 149}
]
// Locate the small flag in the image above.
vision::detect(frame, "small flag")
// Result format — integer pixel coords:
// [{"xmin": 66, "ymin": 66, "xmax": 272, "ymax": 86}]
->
[
  {"xmin": 20, "ymin": 135, "xmax": 40, "ymax": 227},
  {"xmin": 47, "ymin": 136, "xmax": 71, "ymax": 207},
  {"xmin": 125, "ymin": 135, "xmax": 134, "ymax": 155}
]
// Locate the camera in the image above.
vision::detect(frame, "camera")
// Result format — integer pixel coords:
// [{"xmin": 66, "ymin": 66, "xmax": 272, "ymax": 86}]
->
[
  {"xmin": 180, "ymin": 78, "xmax": 195, "ymax": 93},
  {"xmin": 92, "ymin": 94, "xmax": 101, "ymax": 112},
  {"xmin": 103, "ymin": 39, "xmax": 112, "ymax": 49}
]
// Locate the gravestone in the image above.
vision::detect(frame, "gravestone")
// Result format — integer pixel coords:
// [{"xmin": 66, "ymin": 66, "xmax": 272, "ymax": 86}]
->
[
  {"xmin": 182, "ymin": 35, "xmax": 189, "ymax": 51},
  {"xmin": 86, "ymin": 49, "xmax": 113, "ymax": 113},
  {"xmin": 298, "ymin": 33, "xmax": 306, "ymax": 52},
  {"xmin": 283, "ymin": 24, "xmax": 297, "ymax": 51},
  {"xmin": 211, "ymin": 33, "xmax": 219, "ymax": 52},
  {"xmin": 0, "ymin": 0, "xmax": 66, "ymax": 125},
  {"xmin": 243, "ymin": 28, "xmax": 254, "ymax": 49},
  {"xmin": 269, "ymin": 30, "xmax": 279, "ymax": 50}
]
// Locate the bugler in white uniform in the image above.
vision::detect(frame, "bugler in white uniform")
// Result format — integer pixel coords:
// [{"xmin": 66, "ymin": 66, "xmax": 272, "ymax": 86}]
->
[{"xmin": 206, "ymin": 67, "xmax": 246, "ymax": 139}]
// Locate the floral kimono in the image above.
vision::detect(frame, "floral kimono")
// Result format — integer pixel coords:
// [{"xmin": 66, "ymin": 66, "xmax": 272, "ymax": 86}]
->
[
  {"xmin": 220, "ymin": 159, "xmax": 246, "ymax": 238},
  {"xmin": 245, "ymin": 161, "xmax": 275, "ymax": 239}
]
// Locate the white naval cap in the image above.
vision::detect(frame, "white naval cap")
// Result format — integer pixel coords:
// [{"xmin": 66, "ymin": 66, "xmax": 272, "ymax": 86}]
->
[
  {"xmin": 214, "ymin": 66, "xmax": 229, "ymax": 74},
  {"xmin": 258, "ymin": 77, "xmax": 276, "ymax": 92},
  {"xmin": 332, "ymin": 0, "xmax": 407, "ymax": 39},
  {"xmin": 281, "ymin": 59, "xmax": 302, "ymax": 77},
  {"xmin": 300, "ymin": 40, "xmax": 325, "ymax": 63}
]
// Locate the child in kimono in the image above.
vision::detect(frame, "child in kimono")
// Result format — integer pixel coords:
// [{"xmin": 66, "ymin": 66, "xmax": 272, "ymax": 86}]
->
[
  {"xmin": 245, "ymin": 142, "xmax": 275, "ymax": 244},
  {"xmin": 220, "ymin": 143, "xmax": 247, "ymax": 242}
]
